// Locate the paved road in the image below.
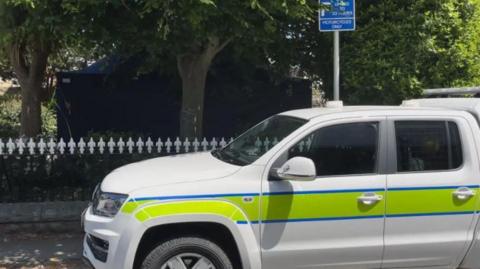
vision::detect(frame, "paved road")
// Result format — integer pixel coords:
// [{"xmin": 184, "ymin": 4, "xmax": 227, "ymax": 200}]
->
[{"xmin": 0, "ymin": 233, "xmax": 88, "ymax": 269}]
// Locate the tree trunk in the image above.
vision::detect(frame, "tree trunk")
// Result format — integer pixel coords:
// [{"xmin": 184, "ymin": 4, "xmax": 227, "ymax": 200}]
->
[
  {"xmin": 19, "ymin": 79, "xmax": 43, "ymax": 136},
  {"xmin": 7, "ymin": 41, "xmax": 49, "ymax": 137},
  {"xmin": 177, "ymin": 37, "xmax": 231, "ymax": 138},
  {"xmin": 177, "ymin": 55, "xmax": 210, "ymax": 138}
]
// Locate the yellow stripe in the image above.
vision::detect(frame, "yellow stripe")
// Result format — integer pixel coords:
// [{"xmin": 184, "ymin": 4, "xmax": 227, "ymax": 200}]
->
[
  {"xmin": 134, "ymin": 200, "xmax": 248, "ymax": 222},
  {"xmin": 123, "ymin": 187, "xmax": 480, "ymax": 223},
  {"xmin": 387, "ymin": 188, "xmax": 479, "ymax": 215},
  {"xmin": 260, "ymin": 192, "xmax": 384, "ymax": 221}
]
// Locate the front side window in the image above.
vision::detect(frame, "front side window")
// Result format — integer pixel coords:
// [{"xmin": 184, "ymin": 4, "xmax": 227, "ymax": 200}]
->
[
  {"xmin": 395, "ymin": 121, "xmax": 463, "ymax": 172},
  {"xmin": 288, "ymin": 122, "xmax": 380, "ymax": 176},
  {"xmin": 213, "ymin": 115, "xmax": 307, "ymax": 166}
]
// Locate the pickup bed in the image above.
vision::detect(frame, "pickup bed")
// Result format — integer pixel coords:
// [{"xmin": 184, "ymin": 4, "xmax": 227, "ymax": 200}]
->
[{"xmin": 83, "ymin": 98, "xmax": 480, "ymax": 269}]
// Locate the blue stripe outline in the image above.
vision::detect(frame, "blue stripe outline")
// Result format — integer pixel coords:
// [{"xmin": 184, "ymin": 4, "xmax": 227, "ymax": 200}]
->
[
  {"xmin": 266, "ymin": 188, "xmax": 384, "ymax": 196},
  {"xmin": 134, "ymin": 192, "xmax": 260, "ymax": 202},
  {"xmin": 127, "ymin": 186, "xmax": 479, "ymax": 224},
  {"xmin": 131, "ymin": 185, "xmax": 480, "ymax": 202},
  {"xmin": 236, "ymin": 211, "xmax": 477, "ymax": 225},
  {"xmin": 386, "ymin": 211, "xmax": 475, "ymax": 218},
  {"xmin": 388, "ymin": 185, "xmax": 480, "ymax": 191}
]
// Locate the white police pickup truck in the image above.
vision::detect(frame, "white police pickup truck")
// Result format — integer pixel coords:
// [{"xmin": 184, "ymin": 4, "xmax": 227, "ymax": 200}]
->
[{"xmin": 83, "ymin": 98, "xmax": 480, "ymax": 269}]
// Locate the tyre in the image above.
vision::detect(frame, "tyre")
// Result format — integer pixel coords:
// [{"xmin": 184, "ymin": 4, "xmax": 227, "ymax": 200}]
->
[{"xmin": 141, "ymin": 237, "xmax": 234, "ymax": 269}]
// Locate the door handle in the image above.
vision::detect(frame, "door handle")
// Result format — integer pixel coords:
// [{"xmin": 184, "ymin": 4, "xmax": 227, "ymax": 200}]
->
[
  {"xmin": 453, "ymin": 187, "xmax": 476, "ymax": 200},
  {"xmin": 358, "ymin": 192, "xmax": 383, "ymax": 205}
]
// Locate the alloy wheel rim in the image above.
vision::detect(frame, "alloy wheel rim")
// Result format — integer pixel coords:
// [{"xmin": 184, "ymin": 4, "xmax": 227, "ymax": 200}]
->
[{"xmin": 160, "ymin": 253, "xmax": 216, "ymax": 269}]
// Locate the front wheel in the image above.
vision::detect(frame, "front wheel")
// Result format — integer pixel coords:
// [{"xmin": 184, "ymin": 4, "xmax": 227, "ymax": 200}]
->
[{"xmin": 141, "ymin": 237, "xmax": 234, "ymax": 269}]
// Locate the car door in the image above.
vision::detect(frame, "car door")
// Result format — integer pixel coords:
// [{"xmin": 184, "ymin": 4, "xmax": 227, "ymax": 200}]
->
[
  {"xmin": 383, "ymin": 117, "xmax": 480, "ymax": 268},
  {"xmin": 261, "ymin": 118, "xmax": 387, "ymax": 269}
]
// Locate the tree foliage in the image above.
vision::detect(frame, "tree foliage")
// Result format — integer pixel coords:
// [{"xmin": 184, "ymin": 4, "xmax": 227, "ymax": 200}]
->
[
  {"xmin": 2, "ymin": 0, "xmax": 480, "ymax": 137},
  {"xmin": 0, "ymin": 0, "xmax": 101, "ymax": 136},
  {"xmin": 0, "ymin": 56, "xmax": 13, "ymax": 80},
  {"xmin": 291, "ymin": 0, "xmax": 480, "ymax": 104},
  {"xmin": 338, "ymin": 0, "xmax": 480, "ymax": 104},
  {"xmin": 81, "ymin": 0, "xmax": 317, "ymax": 137}
]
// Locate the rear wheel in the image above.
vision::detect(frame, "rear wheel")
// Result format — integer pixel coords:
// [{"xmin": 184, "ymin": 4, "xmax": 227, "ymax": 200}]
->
[{"xmin": 141, "ymin": 237, "xmax": 234, "ymax": 269}]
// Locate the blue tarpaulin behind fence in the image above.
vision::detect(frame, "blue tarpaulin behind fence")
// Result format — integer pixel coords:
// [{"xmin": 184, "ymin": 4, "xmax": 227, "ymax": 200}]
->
[{"xmin": 56, "ymin": 59, "xmax": 312, "ymax": 140}]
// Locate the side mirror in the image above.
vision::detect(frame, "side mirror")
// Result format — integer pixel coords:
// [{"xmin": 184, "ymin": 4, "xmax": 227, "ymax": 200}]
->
[{"xmin": 275, "ymin": 157, "xmax": 316, "ymax": 181}]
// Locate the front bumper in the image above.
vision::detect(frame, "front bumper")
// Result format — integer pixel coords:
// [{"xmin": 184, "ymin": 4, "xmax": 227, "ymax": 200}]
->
[
  {"xmin": 86, "ymin": 233, "xmax": 109, "ymax": 262},
  {"xmin": 82, "ymin": 206, "xmax": 145, "ymax": 269},
  {"xmin": 82, "ymin": 255, "xmax": 96, "ymax": 269}
]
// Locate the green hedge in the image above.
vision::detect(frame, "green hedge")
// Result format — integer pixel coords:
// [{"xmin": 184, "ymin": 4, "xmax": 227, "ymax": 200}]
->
[
  {"xmin": 0, "ymin": 153, "xmax": 164, "ymax": 203},
  {"xmin": 0, "ymin": 94, "xmax": 57, "ymax": 138}
]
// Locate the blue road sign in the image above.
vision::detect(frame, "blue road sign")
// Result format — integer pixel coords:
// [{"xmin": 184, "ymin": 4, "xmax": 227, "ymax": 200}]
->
[{"xmin": 319, "ymin": 0, "xmax": 355, "ymax": 32}]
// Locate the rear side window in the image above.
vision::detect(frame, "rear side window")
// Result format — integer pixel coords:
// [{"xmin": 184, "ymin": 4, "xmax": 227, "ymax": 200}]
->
[{"xmin": 395, "ymin": 121, "xmax": 463, "ymax": 172}]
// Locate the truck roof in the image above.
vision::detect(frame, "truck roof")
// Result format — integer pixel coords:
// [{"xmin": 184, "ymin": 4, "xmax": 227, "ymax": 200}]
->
[
  {"xmin": 280, "ymin": 98, "xmax": 480, "ymax": 120},
  {"xmin": 404, "ymin": 98, "xmax": 480, "ymax": 120}
]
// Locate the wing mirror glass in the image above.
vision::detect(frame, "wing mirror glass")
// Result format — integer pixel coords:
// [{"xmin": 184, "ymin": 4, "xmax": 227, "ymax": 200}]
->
[{"xmin": 275, "ymin": 157, "xmax": 316, "ymax": 181}]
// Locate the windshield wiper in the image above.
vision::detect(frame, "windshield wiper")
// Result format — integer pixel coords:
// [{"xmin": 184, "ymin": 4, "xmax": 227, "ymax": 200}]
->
[
  {"xmin": 211, "ymin": 149, "xmax": 222, "ymax": 159},
  {"xmin": 211, "ymin": 149, "xmax": 248, "ymax": 166}
]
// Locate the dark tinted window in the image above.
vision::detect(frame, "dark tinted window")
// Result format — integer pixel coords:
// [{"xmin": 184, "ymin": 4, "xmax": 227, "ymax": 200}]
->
[
  {"xmin": 395, "ymin": 121, "xmax": 463, "ymax": 172},
  {"xmin": 289, "ymin": 122, "xmax": 379, "ymax": 176}
]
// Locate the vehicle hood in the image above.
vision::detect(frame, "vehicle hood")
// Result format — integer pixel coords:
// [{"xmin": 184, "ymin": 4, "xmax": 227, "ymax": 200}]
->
[{"xmin": 100, "ymin": 152, "xmax": 241, "ymax": 194}]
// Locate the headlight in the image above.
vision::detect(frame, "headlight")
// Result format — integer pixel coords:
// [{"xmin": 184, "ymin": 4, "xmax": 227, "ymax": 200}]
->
[{"xmin": 91, "ymin": 187, "xmax": 128, "ymax": 218}]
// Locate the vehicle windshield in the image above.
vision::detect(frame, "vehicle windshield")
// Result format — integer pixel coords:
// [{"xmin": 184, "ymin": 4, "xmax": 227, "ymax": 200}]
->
[{"xmin": 212, "ymin": 115, "xmax": 307, "ymax": 166}]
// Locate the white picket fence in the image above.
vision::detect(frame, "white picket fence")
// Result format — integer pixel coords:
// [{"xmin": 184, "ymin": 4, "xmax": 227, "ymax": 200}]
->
[{"xmin": 0, "ymin": 137, "xmax": 236, "ymax": 156}]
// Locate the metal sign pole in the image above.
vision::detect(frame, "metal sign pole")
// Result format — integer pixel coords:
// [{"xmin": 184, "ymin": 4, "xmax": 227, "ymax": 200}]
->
[
  {"xmin": 319, "ymin": 0, "xmax": 354, "ymax": 101},
  {"xmin": 333, "ymin": 31, "xmax": 340, "ymax": 101}
]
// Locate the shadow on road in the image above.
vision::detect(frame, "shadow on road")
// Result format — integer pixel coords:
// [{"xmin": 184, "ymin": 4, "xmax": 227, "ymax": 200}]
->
[{"xmin": 0, "ymin": 232, "xmax": 88, "ymax": 269}]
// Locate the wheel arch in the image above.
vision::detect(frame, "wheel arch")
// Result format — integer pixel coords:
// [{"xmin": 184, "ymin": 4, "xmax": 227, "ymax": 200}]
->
[
  {"xmin": 133, "ymin": 219, "xmax": 259, "ymax": 269},
  {"xmin": 129, "ymin": 199, "xmax": 261, "ymax": 269}
]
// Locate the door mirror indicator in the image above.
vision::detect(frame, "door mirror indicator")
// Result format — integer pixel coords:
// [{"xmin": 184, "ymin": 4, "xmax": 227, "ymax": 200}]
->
[{"xmin": 275, "ymin": 157, "xmax": 316, "ymax": 181}]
